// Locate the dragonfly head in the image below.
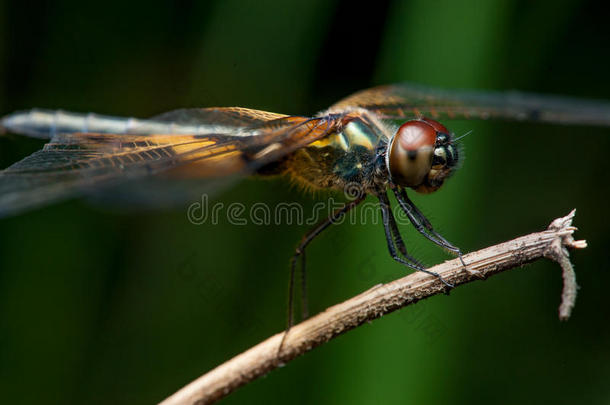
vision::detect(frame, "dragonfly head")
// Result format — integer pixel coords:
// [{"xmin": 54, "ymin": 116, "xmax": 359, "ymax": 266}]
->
[{"xmin": 387, "ymin": 118, "xmax": 459, "ymax": 193}]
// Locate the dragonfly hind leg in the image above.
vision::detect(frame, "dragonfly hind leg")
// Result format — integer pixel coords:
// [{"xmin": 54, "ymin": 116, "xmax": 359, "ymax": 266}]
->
[
  {"xmin": 377, "ymin": 191, "xmax": 454, "ymax": 289},
  {"xmin": 287, "ymin": 195, "xmax": 365, "ymax": 329}
]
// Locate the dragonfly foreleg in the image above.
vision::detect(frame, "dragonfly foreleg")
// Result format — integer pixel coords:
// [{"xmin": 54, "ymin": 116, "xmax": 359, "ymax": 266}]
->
[
  {"xmin": 385, "ymin": 195, "xmax": 424, "ymax": 268},
  {"xmin": 392, "ymin": 187, "xmax": 468, "ymax": 269},
  {"xmin": 377, "ymin": 192, "xmax": 454, "ymax": 288}
]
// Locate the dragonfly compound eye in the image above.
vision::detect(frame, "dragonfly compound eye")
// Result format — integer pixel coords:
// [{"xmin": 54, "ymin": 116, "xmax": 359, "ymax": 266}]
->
[{"xmin": 388, "ymin": 118, "xmax": 458, "ymax": 193}]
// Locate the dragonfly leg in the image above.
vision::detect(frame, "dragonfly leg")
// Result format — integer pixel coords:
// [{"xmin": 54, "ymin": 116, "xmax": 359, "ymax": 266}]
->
[
  {"xmin": 378, "ymin": 191, "xmax": 454, "ymax": 289},
  {"xmin": 278, "ymin": 195, "xmax": 366, "ymax": 357},
  {"xmin": 287, "ymin": 195, "xmax": 366, "ymax": 328},
  {"xmin": 385, "ymin": 195, "xmax": 424, "ymax": 268},
  {"xmin": 299, "ymin": 251, "xmax": 308, "ymax": 320},
  {"xmin": 387, "ymin": 201, "xmax": 408, "ymax": 257},
  {"xmin": 392, "ymin": 187, "xmax": 478, "ymax": 276}
]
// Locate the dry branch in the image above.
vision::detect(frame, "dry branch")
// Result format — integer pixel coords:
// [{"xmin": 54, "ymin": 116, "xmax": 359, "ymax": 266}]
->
[{"xmin": 159, "ymin": 210, "xmax": 585, "ymax": 405}]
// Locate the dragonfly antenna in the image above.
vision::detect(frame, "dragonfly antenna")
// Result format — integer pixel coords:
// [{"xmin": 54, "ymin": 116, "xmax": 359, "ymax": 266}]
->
[{"xmin": 454, "ymin": 129, "xmax": 473, "ymax": 143}]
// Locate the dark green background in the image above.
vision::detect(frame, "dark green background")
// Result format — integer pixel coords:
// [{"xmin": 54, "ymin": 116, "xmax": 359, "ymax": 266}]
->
[{"xmin": 1, "ymin": 1, "xmax": 609, "ymax": 404}]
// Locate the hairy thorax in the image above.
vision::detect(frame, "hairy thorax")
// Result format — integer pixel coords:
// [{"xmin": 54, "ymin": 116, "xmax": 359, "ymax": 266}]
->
[{"xmin": 277, "ymin": 118, "xmax": 388, "ymax": 193}]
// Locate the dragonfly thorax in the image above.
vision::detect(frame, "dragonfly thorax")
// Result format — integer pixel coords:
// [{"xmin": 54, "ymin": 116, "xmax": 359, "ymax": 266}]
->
[{"xmin": 387, "ymin": 118, "xmax": 459, "ymax": 194}]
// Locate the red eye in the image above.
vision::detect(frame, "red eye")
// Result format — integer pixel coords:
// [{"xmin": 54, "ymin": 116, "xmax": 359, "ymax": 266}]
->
[
  {"xmin": 389, "ymin": 118, "xmax": 455, "ymax": 191},
  {"xmin": 419, "ymin": 117, "xmax": 449, "ymax": 134},
  {"xmin": 395, "ymin": 120, "xmax": 438, "ymax": 151}
]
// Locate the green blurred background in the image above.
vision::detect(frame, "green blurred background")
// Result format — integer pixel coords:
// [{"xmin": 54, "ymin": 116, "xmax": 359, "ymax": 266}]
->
[{"xmin": 1, "ymin": 0, "xmax": 609, "ymax": 404}]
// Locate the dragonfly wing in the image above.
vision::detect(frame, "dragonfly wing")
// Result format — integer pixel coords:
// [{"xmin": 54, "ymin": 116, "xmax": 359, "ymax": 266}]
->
[
  {"xmin": 331, "ymin": 82, "xmax": 610, "ymax": 127},
  {"xmin": 151, "ymin": 106, "xmax": 290, "ymax": 126},
  {"xmin": 92, "ymin": 115, "xmax": 339, "ymax": 209},
  {"xmin": 0, "ymin": 112, "xmax": 338, "ymax": 217}
]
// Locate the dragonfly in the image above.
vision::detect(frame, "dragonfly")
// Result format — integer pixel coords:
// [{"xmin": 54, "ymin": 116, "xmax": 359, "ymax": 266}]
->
[{"xmin": 2, "ymin": 82, "xmax": 610, "ymax": 324}]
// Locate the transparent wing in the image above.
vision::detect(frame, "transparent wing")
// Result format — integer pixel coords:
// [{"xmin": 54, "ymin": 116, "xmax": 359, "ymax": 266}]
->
[
  {"xmin": 0, "ymin": 109, "xmax": 338, "ymax": 217},
  {"xmin": 150, "ymin": 106, "xmax": 290, "ymax": 127},
  {"xmin": 331, "ymin": 82, "xmax": 610, "ymax": 126}
]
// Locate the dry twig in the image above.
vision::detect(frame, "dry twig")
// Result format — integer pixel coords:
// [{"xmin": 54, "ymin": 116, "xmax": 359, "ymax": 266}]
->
[{"xmin": 159, "ymin": 210, "xmax": 584, "ymax": 405}]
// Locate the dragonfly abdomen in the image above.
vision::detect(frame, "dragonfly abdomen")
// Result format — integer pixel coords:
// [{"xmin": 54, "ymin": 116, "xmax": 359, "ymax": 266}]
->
[
  {"xmin": 2, "ymin": 109, "xmax": 137, "ymax": 139},
  {"xmin": 0, "ymin": 109, "xmax": 229, "ymax": 140}
]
